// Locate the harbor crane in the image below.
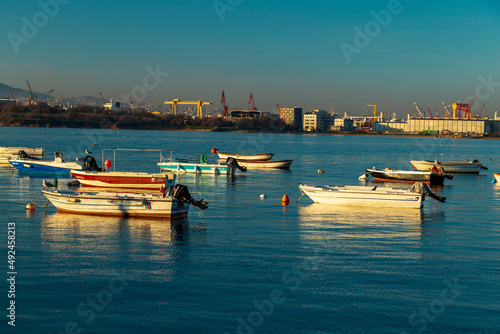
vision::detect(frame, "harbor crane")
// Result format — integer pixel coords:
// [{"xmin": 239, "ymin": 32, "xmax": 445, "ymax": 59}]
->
[
  {"xmin": 8, "ymin": 89, "xmax": 15, "ymax": 100},
  {"xmin": 441, "ymin": 102, "xmax": 452, "ymax": 118},
  {"xmin": 476, "ymin": 103, "xmax": 486, "ymax": 118},
  {"xmin": 26, "ymin": 80, "xmax": 36, "ymax": 105},
  {"xmin": 99, "ymin": 92, "xmax": 106, "ymax": 106},
  {"xmin": 164, "ymin": 99, "xmax": 213, "ymax": 117},
  {"xmin": 413, "ymin": 102, "xmax": 425, "ymax": 118},
  {"xmin": 221, "ymin": 91, "xmax": 228, "ymax": 118},
  {"xmin": 44, "ymin": 89, "xmax": 55, "ymax": 103},
  {"xmin": 249, "ymin": 93, "xmax": 257, "ymax": 111},
  {"xmin": 367, "ymin": 104, "xmax": 378, "ymax": 122}
]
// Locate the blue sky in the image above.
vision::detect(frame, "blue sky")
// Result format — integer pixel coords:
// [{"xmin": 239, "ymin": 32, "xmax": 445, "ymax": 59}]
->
[{"xmin": 1, "ymin": 0, "xmax": 500, "ymax": 117}]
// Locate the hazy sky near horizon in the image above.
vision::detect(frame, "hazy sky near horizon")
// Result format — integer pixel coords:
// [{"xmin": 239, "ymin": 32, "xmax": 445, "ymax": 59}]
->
[{"xmin": 1, "ymin": 0, "xmax": 500, "ymax": 117}]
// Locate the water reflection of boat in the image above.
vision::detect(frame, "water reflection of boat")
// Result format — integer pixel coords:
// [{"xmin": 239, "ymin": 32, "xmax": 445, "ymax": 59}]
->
[
  {"xmin": 42, "ymin": 211, "xmax": 191, "ymax": 245},
  {"xmin": 298, "ymin": 203, "xmax": 423, "ymax": 225}
]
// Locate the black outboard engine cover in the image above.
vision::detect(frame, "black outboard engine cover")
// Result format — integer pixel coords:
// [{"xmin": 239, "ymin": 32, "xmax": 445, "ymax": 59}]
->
[
  {"xmin": 171, "ymin": 184, "xmax": 208, "ymax": 210},
  {"xmin": 83, "ymin": 156, "xmax": 103, "ymax": 171},
  {"xmin": 225, "ymin": 157, "xmax": 247, "ymax": 172},
  {"xmin": 18, "ymin": 150, "xmax": 37, "ymax": 159}
]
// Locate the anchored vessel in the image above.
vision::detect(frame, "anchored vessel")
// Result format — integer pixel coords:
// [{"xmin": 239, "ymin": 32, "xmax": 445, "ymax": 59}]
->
[
  {"xmin": 41, "ymin": 184, "xmax": 208, "ymax": 218},
  {"xmin": 298, "ymin": 182, "xmax": 445, "ymax": 209},
  {"xmin": 366, "ymin": 168, "xmax": 449, "ymax": 185},
  {"xmin": 411, "ymin": 159, "xmax": 487, "ymax": 173},
  {"xmin": 9, "ymin": 151, "xmax": 84, "ymax": 176}
]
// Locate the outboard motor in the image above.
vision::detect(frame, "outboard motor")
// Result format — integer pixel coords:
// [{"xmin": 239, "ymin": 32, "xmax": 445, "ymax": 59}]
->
[
  {"xmin": 171, "ymin": 184, "xmax": 208, "ymax": 210},
  {"xmin": 225, "ymin": 157, "xmax": 247, "ymax": 172},
  {"xmin": 82, "ymin": 156, "xmax": 103, "ymax": 171},
  {"xmin": 411, "ymin": 182, "xmax": 446, "ymax": 202},
  {"xmin": 18, "ymin": 150, "xmax": 37, "ymax": 159}
]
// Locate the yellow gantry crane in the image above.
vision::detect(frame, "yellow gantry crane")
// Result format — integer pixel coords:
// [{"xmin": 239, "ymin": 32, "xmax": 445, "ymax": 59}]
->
[
  {"xmin": 367, "ymin": 104, "xmax": 378, "ymax": 122},
  {"xmin": 164, "ymin": 99, "xmax": 213, "ymax": 117}
]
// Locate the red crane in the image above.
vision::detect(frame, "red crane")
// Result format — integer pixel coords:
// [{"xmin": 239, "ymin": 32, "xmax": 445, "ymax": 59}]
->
[
  {"xmin": 249, "ymin": 93, "xmax": 257, "ymax": 111},
  {"xmin": 427, "ymin": 108, "xmax": 434, "ymax": 119},
  {"xmin": 221, "ymin": 90, "xmax": 228, "ymax": 118}
]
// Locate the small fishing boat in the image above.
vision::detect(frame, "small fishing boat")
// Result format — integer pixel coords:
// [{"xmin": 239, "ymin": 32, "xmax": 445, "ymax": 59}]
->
[
  {"xmin": 70, "ymin": 170, "xmax": 176, "ymax": 190},
  {"xmin": 298, "ymin": 182, "xmax": 445, "ymax": 209},
  {"xmin": 41, "ymin": 184, "xmax": 208, "ymax": 218},
  {"xmin": 494, "ymin": 173, "xmax": 500, "ymax": 183},
  {"xmin": 235, "ymin": 159, "xmax": 293, "ymax": 169},
  {"xmin": 0, "ymin": 147, "xmax": 45, "ymax": 164},
  {"xmin": 366, "ymin": 167, "xmax": 449, "ymax": 185},
  {"xmin": 411, "ymin": 159, "xmax": 487, "ymax": 173},
  {"xmin": 0, "ymin": 146, "xmax": 45, "ymax": 156},
  {"xmin": 157, "ymin": 154, "xmax": 245, "ymax": 174},
  {"xmin": 215, "ymin": 150, "xmax": 274, "ymax": 161},
  {"xmin": 9, "ymin": 151, "xmax": 84, "ymax": 176}
]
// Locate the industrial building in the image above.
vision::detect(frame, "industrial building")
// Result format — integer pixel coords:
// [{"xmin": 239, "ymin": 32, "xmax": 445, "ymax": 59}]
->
[
  {"xmin": 303, "ymin": 110, "xmax": 336, "ymax": 131},
  {"xmin": 374, "ymin": 118, "xmax": 500, "ymax": 136},
  {"xmin": 279, "ymin": 107, "xmax": 303, "ymax": 128}
]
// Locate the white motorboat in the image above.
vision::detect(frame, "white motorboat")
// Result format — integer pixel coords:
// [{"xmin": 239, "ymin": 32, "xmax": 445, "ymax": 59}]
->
[
  {"xmin": 411, "ymin": 159, "xmax": 487, "ymax": 173},
  {"xmin": 298, "ymin": 183, "xmax": 445, "ymax": 209},
  {"xmin": 9, "ymin": 151, "xmax": 84, "ymax": 176},
  {"xmin": 235, "ymin": 159, "xmax": 293, "ymax": 169},
  {"xmin": 41, "ymin": 184, "xmax": 207, "ymax": 218},
  {"xmin": 215, "ymin": 150, "xmax": 274, "ymax": 161},
  {"xmin": 0, "ymin": 146, "xmax": 45, "ymax": 164}
]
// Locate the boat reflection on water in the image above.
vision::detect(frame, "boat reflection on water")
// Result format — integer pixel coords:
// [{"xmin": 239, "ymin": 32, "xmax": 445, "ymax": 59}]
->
[
  {"xmin": 42, "ymin": 211, "xmax": 195, "ymax": 247},
  {"xmin": 297, "ymin": 203, "xmax": 426, "ymax": 259}
]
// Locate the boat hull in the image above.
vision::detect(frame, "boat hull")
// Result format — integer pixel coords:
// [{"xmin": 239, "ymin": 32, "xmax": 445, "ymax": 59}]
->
[
  {"xmin": 42, "ymin": 190, "xmax": 189, "ymax": 218},
  {"xmin": 411, "ymin": 160, "xmax": 484, "ymax": 173},
  {"xmin": 299, "ymin": 184, "xmax": 423, "ymax": 209},
  {"xmin": 0, "ymin": 146, "xmax": 44, "ymax": 156},
  {"xmin": 157, "ymin": 162, "xmax": 231, "ymax": 174},
  {"xmin": 494, "ymin": 173, "xmax": 500, "ymax": 182},
  {"xmin": 366, "ymin": 169, "xmax": 444, "ymax": 185},
  {"xmin": 216, "ymin": 151, "xmax": 273, "ymax": 161},
  {"xmin": 235, "ymin": 159, "xmax": 293, "ymax": 169},
  {"xmin": 71, "ymin": 170, "xmax": 175, "ymax": 189},
  {"xmin": 9, "ymin": 159, "xmax": 83, "ymax": 176}
]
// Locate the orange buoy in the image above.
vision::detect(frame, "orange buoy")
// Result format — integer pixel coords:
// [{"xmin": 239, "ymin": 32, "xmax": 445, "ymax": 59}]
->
[
  {"xmin": 105, "ymin": 160, "xmax": 112, "ymax": 168},
  {"xmin": 282, "ymin": 193, "xmax": 290, "ymax": 205},
  {"xmin": 26, "ymin": 202, "xmax": 36, "ymax": 211},
  {"xmin": 211, "ymin": 147, "xmax": 217, "ymax": 154}
]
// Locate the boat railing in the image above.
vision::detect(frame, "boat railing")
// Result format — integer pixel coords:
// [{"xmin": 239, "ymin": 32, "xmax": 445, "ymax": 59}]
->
[{"xmin": 103, "ymin": 148, "xmax": 172, "ymax": 172}]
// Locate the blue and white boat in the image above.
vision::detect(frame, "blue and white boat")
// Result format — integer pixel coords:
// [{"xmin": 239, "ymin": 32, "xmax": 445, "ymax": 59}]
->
[
  {"xmin": 157, "ymin": 154, "xmax": 244, "ymax": 175},
  {"xmin": 9, "ymin": 151, "xmax": 84, "ymax": 176}
]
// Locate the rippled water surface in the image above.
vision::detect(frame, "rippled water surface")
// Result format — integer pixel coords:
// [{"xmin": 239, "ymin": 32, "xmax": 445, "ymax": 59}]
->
[{"xmin": 2, "ymin": 127, "xmax": 499, "ymax": 333}]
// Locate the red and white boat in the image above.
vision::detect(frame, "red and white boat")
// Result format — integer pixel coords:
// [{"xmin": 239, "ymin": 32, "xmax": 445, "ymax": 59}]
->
[
  {"xmin": 216, "ymin": 150, "xmax": 274, "ymax": 161},
  {"xmin": 70, "ymin": 170, "xmax": 176, "ymax": 190}
]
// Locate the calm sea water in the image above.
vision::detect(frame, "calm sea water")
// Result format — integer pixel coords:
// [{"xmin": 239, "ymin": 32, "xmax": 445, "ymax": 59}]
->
[{"xmin": 1, "ymin": 127, "xmax": 499, "ymax": 334}]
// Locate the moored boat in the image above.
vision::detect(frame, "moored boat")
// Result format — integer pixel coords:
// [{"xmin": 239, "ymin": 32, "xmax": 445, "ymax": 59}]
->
[
  {"xmin": 494, "ymin": 173, "xmax": 500, "ymax": 183},
  {"xmin": 0, "ymin": 147, "xmax": 45, "ymax": 164},
  {"xmin": 215, "ymin": 150, "xmax": 274, "ymax": 161},
  {"xmin": 411, "ymin": 159, "xmax": 487, "ymax": 173},
  {"xmin": 366, "ymin": 168, "xmax": 448, "ymax": 185},
  {"xmin": 157, "ymin": 154, "xmax": 246, "ymax": 174},
  {"xmin": 71, "ymin": 170, "xmax": 176, "ymax": 190},
  {"xmin": 41, "ymin": 184, "xmax": 208, "ymax": 218},
  {"xmin": 235, "ymin": 159, "xmax": 293, "ymax": 169},
  {"xmin": 0, "ymin": 146, "xmax": 44, "ymax": 156},
  {"xmin": 298, "ymin": 184, "xmax": 424, "ymax": 209},
  {"xmin": 9, "ymin": 151, "xmax": 84, "ymax": 176}
]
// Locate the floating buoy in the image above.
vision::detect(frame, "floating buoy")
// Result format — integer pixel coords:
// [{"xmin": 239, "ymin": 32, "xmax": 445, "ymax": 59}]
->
[
  {"xmin": 282, "ymin": 193, "xmax": 290, "ymax": 205},
  {"xmin": 260, "ymin": 194, "xmax": 267, "ymax": 199},
  {"xmin": 211, "ymin": 147, "xmax": 217, "ymax": 154},
  {"xmin": 26, "ymin": 202, "xmax": 36, "ymax": 211},
  {"xmin": 105, "ymin": 160, "xmax": 112, "ymax": 168},
  {"xmin": 318, "ymin": 169, "xmax": 324, "ymax": 173},
  {"xmin": 359, "ymin": 173, "xmax": 368, "ymax": 180},
  {"xmin": 92, "ymin": 143, "xmax": 98, "ymax": 146}
]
